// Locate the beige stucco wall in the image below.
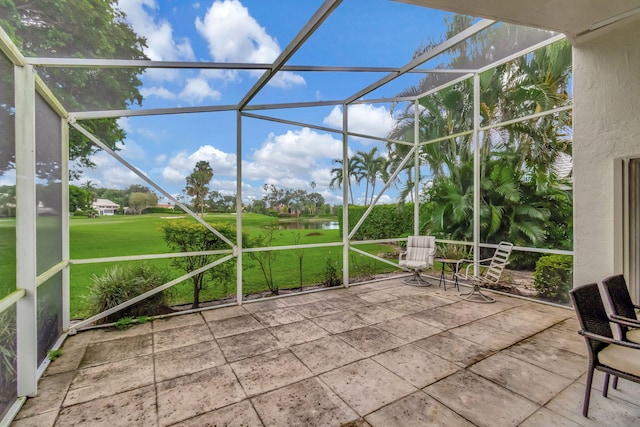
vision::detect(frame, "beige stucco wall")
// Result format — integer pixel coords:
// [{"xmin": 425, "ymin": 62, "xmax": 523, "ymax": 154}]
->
[{"xmin": 573, "ymin": 20, "xmax": 640, "ymax": 285}]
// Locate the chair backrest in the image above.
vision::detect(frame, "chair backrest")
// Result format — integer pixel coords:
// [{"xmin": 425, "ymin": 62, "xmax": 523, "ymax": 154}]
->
[
  {"xmin": 483, "ymin": 241, "xmax": 513, "ymax": 283},
  {"xmin": 602, "ymin": 274, "xmax": 638, "ymax": 321},
  {"xmin": 570, "ymin": 283, "xmax": 613, "ymax": 356},
  {"xmin": 406, "ymin": 236, "xmax": 436, "ymax": 265}
]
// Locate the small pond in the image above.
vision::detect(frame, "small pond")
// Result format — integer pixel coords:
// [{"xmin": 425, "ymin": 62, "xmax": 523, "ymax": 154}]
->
[{"xmin": 277, "ymin": 219, "xmax": 339, "ymax": 230}]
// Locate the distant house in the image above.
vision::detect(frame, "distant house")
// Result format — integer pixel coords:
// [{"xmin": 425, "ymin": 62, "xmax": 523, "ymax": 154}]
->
[{"xmin": 92, "ymin": 199, "xmax": 119, "ymax": 215}]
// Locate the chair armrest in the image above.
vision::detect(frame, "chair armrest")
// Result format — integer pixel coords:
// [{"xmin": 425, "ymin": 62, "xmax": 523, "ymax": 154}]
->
[
  {"xmin": 580, "ymin": 330, "xmax": 640, "ymax": 350},
  {"xmin": 610, "ymin": 314, "xmax": 640, "ymax": 329},
  {"xmin": 399, "ymin": 251, "xmax": 407, "ymax": 261}
]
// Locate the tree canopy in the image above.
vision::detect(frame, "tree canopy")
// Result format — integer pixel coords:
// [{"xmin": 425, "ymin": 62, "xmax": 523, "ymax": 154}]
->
[{"xmin": 0, "ymin": 0, "xmax": 148, "ymax": 178}]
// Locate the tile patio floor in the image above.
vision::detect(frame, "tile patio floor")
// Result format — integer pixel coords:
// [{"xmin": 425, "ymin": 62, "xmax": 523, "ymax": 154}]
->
[{"xmin": 11, "ymin": 277, "xmax": 640, "ymax": 426}]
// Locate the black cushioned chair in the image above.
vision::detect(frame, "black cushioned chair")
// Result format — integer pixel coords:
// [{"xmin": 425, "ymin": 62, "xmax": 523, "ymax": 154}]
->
[{"xmin": 570, "ymin": 283, "xmax": 640, "ymax": 417}]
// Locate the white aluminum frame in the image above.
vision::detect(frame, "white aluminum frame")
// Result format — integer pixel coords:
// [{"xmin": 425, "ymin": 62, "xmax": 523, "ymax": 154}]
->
[{"xmin": 0, "ymin": 3, "xmax": 576, "ymax": 424}]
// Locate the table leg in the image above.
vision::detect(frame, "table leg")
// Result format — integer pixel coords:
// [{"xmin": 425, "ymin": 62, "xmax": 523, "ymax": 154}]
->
[{"xmin": 439, "ymin": 262, "xmax": 447, "ymax": 291}]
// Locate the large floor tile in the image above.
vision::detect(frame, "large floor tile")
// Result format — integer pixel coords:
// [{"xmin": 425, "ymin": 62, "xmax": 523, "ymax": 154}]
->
[
  {"xmin": 448, "ymin": 321, "xmax": 521, "ymax": 351},
  {"xmin": 545, "ymin": 381, "xmax": 640, "ymax": 426},
  {"xmin": 154, "ymin": 339, "xmax": 226, "ymax": 382},
  {"xmin": 80, "ymin": 334, "xmax": 152, "ymax": 368},
  {"xmin": 327, "ymin": 295, "xmax": 370, "ymax": 310},
  {"xmin": 152, "ymin": 313, "xmax": 205, "ymax": 332},
  {"xmin": 311, "ymin": 311, "xmax": 371, "ymax": 334},
  {"xmin": 383, "ymin": 298, "xmax": 431, "ymax": 315},
  {"xmin": 376, "ymin": 315, "xmax": 442, "ymax": 342},
  {"xmin": 172, "ymin": 400, "xmax": 263, "ymax": 426},
  {"xmin": 337, "ymin": 326, "xmax": 406, "ymax": 357},
  {"xmin": 10, "ymin": 411, "xmax": 57, "ymax": 427},
  {"xmin": 153, "ymin": 323, "xmax": 214, "ymax": 353},
  {"xmin": 365, "ymin": 391, "xmax": 474, "ymax": 427},
  {"xmin": 216, "ymin": 329, "xmax": 283, "ymax": 362},
  {"xmin": 320, "ymin": 359, "xmax": 416, "ymax": 416},
  {"xmin": 278, "ymin": 292, "xmax": 323, "ymax": 307},
  {"xmin": 90, "ymin": 323, "xmax": 152, "ymax": 343},
  {"xmin": 470, "ymin": 352, "xmax": 574, "ymax": 405},
  {"xmin": 373, "ymin": 343, "xmax": 460, "ymax": 388},
  {"xmin": 55, "ymin": 385, "xmax": 157, "ymax": 427},
  {"xmin": 269, "ymin": 319, "xmax": 329, "ymax": 347},
  {"xmin": 231, "ymin": 349, "xmax": 312, "ymax": 396},
  {"xmin": 252, "ymin": 378, "xmax": 359, "ymax": 427},
  {"xmin": 253, "ymin": 307, "xmax": 306, "ymax": 327},
  {"xmin": 414, "ymin": 331, "xmax": 494, "ymax": 367},
  {"xmin": 350, "ymin": 305, "xmax": 404, "ymax": 324},
  {"xmin": 504, "ymin": 337, "xmax": 587, "ymax": 380},
  {"xmin": 14, "ymin": 372, "xmax": 75, "ymax": 420},
  {"xmin": 64, "ymin": 354, "xmax": 154, "ymax": 407},
  {"xmin": 293, "ymin": 301, "xmax": 341, "ymax": 318},
  {"xmin": 200, "ymin": 305, "xmax": 250, "ymax": 322},
  {"xmin": 243, "ymin": 299, "xmax": 288, "ymax": 313},
  {"xmin": 519, "ymin": 408, "xmax": 583, "ymax": 427},
  {"xmin": 424, "ymin": 370, "xmax": 539, "ymax": 427},
  {"xmin": 289, "ymin": 336, "xmax": 365, "ymax": 374},
  {"xmin": 156, "ymin": 365, "xmax": 246, "ymax": 426},
  {"xmin": 206, "ymin": 314, "xmax": 264, "ymax": 339},
  {"xmin": 357, "ymin": 290, "xmax": 398, "ymax": 304}
]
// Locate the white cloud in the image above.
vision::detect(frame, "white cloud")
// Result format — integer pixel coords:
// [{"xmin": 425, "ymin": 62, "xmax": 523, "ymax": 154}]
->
[
  {"xmin": 155, "ymin": 154, "xmax": 167, "ymax": 165},
  {"xmin": 140, "ymin": 86, "xmax": 177, "ymax": 100},
  {"xmin": 178, "ymin": 77, "xmax": 222, "ymax": 102},
  {"xmin": 71, "ymin": 148, "xmax": 150, "ymax": 190},
  {"xmin": 116, "ymin": 117, "xmax": 132, "ymax": 134},
  {"xmin": 162, "ymin": 145, "xmax": 237, "ymax": 183},
  {"xmin": 323, "ymin": 104, "xmax": 395, "ymax": 140},
  {"xmin": 243, "ymin": 128, "xmax": 342, "ymax": 187},
  {"xmin": 118, "ymin": 0, "xmax": 195, "ymax": 64},
  {"xmin": 270, "ymin": 71, "xmax": 306, "ymax": 89},
  {"xmin": 195, "ymin": 0, "xmax": 304, "ymax": 88}
]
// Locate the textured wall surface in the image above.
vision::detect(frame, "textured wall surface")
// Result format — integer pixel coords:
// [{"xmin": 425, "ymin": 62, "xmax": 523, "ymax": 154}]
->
[{"xmin": 573, "ymin": 20, "xmax": 640, "ymax": 285}]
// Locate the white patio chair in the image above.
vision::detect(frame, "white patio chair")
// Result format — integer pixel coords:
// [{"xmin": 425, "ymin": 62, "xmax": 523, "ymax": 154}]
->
[
  {"xmin": 455, "ymin": 241, "xmax": 514, "ymax": 303},
  {"xmin": 399, "ymin": 236, "xmax": 436, "ymax": 286}
]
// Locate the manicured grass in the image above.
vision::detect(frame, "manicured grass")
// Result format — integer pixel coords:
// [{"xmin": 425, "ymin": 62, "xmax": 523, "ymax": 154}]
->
[
  {"xmin": 0, "ymin": 219, "xmax": 16, "ymax": 299},
  {"xmin": 68, "ymin": 213, "xmax": 397, "ymax": 318}
]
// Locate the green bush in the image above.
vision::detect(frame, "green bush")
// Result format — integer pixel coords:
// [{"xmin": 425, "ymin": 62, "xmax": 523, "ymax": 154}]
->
[
  {"xmin": 84, "ymin": 263, "xmax": 172, "ymax": 323},
  {"xmin": 321, "ymin": 256, "xmax": 342, "ymax": 287},
  {"xmin": 533, "ymin": 254, "xmax": 573, "ymax": 303},
  {"xmin": 142, "ymin": 207, "xmax": 176, "ymax": 214},
  {"xmin": 338, "ymin": 203, "xmax": 431, "ymax": 240},
  {"xmin": 0, "ymin": 309, "xmax": 16, "ymax": 407}
]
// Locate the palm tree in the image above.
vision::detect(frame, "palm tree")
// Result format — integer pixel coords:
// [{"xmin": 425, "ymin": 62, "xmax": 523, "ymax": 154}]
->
[
  {"xmin": 386, "ymin": 20, "xmax": 572, "ymax": 250},
  {"xmin": 329, "ymin": 156, "xmax": 364, "ymax": 205},
  {"xmin": 353, "ymin": 147, "xmax": 389, "ymax": 205},
  {"xmin": 185, "ymin": 161, "xmax": 213, "ymax": 216}
]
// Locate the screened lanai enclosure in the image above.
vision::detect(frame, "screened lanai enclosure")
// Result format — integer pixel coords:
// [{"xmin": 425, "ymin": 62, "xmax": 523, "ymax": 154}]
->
[{"xmin": 0, "ymin": 0, "xmax": 582, "ymax": 422}]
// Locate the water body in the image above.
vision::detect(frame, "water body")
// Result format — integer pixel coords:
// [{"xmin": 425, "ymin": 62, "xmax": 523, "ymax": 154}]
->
[{"xmin": 278, "ymin": 220, "xmax": 339, "ymax": 230}]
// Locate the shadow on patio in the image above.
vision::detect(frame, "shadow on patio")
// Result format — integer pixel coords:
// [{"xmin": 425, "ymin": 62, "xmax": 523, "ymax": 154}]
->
[{"xmin": 11, "ymin": 278, "xmax": 640, "ymax": 426}]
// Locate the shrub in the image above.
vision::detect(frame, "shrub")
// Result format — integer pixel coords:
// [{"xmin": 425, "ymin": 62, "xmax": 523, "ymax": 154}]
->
[
  {"xmin": 533, "ymin": 254, "xmax": 573, "ymax": 303},
  {"xmin": 0, "ymin": 309, "xmax": 16, "ymax": 407},
  {"xmin": 321, "ymin": 256, "xmax": 342, "ymax": 287},
  {"xmin": 163, "ymin": 221, "xmax": 239, "ymax": 308},
  {"xmin": 84, "ymin": 263, "xmax": 172, "ymax": 323}
]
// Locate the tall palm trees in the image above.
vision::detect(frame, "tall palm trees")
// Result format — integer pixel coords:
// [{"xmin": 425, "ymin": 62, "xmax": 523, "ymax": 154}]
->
[
  {"xmin": 329, "ymin": 148, "xmax": 389, "ymax": 206},
  {"xmin": 386, "ymin": 34, "xmax": 572, "ymax": 248}
]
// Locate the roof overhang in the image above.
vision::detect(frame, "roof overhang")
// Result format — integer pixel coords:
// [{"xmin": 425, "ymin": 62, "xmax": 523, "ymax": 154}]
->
[{"xmin": 394, "ymin": 0, "xmax": 640, "ymax": 43}]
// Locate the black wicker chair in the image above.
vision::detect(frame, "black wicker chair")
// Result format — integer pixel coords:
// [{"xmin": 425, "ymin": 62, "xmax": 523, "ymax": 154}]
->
[
  {"xmin": 601, "ymin": 274, "xmax": 640, "ymax": 343},
  {"xmin": 569, "ymin": 283, "xmax": 640, "ymax": 417}
]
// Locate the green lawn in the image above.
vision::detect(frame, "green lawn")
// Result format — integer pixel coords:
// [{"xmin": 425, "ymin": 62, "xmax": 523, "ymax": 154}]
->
[
  {"xmin": 68, "ymin": 213, "xmax": 397, "ymax": 318},
  {"xmin": 0, "ymin": 219, "xmax": 16, "ymax": 299}
]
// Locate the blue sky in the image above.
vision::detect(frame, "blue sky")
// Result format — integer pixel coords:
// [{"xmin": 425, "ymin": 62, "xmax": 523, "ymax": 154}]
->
[{"xmin": 73, "ymin": 0, "xmax": 458, "ymax": 205}]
